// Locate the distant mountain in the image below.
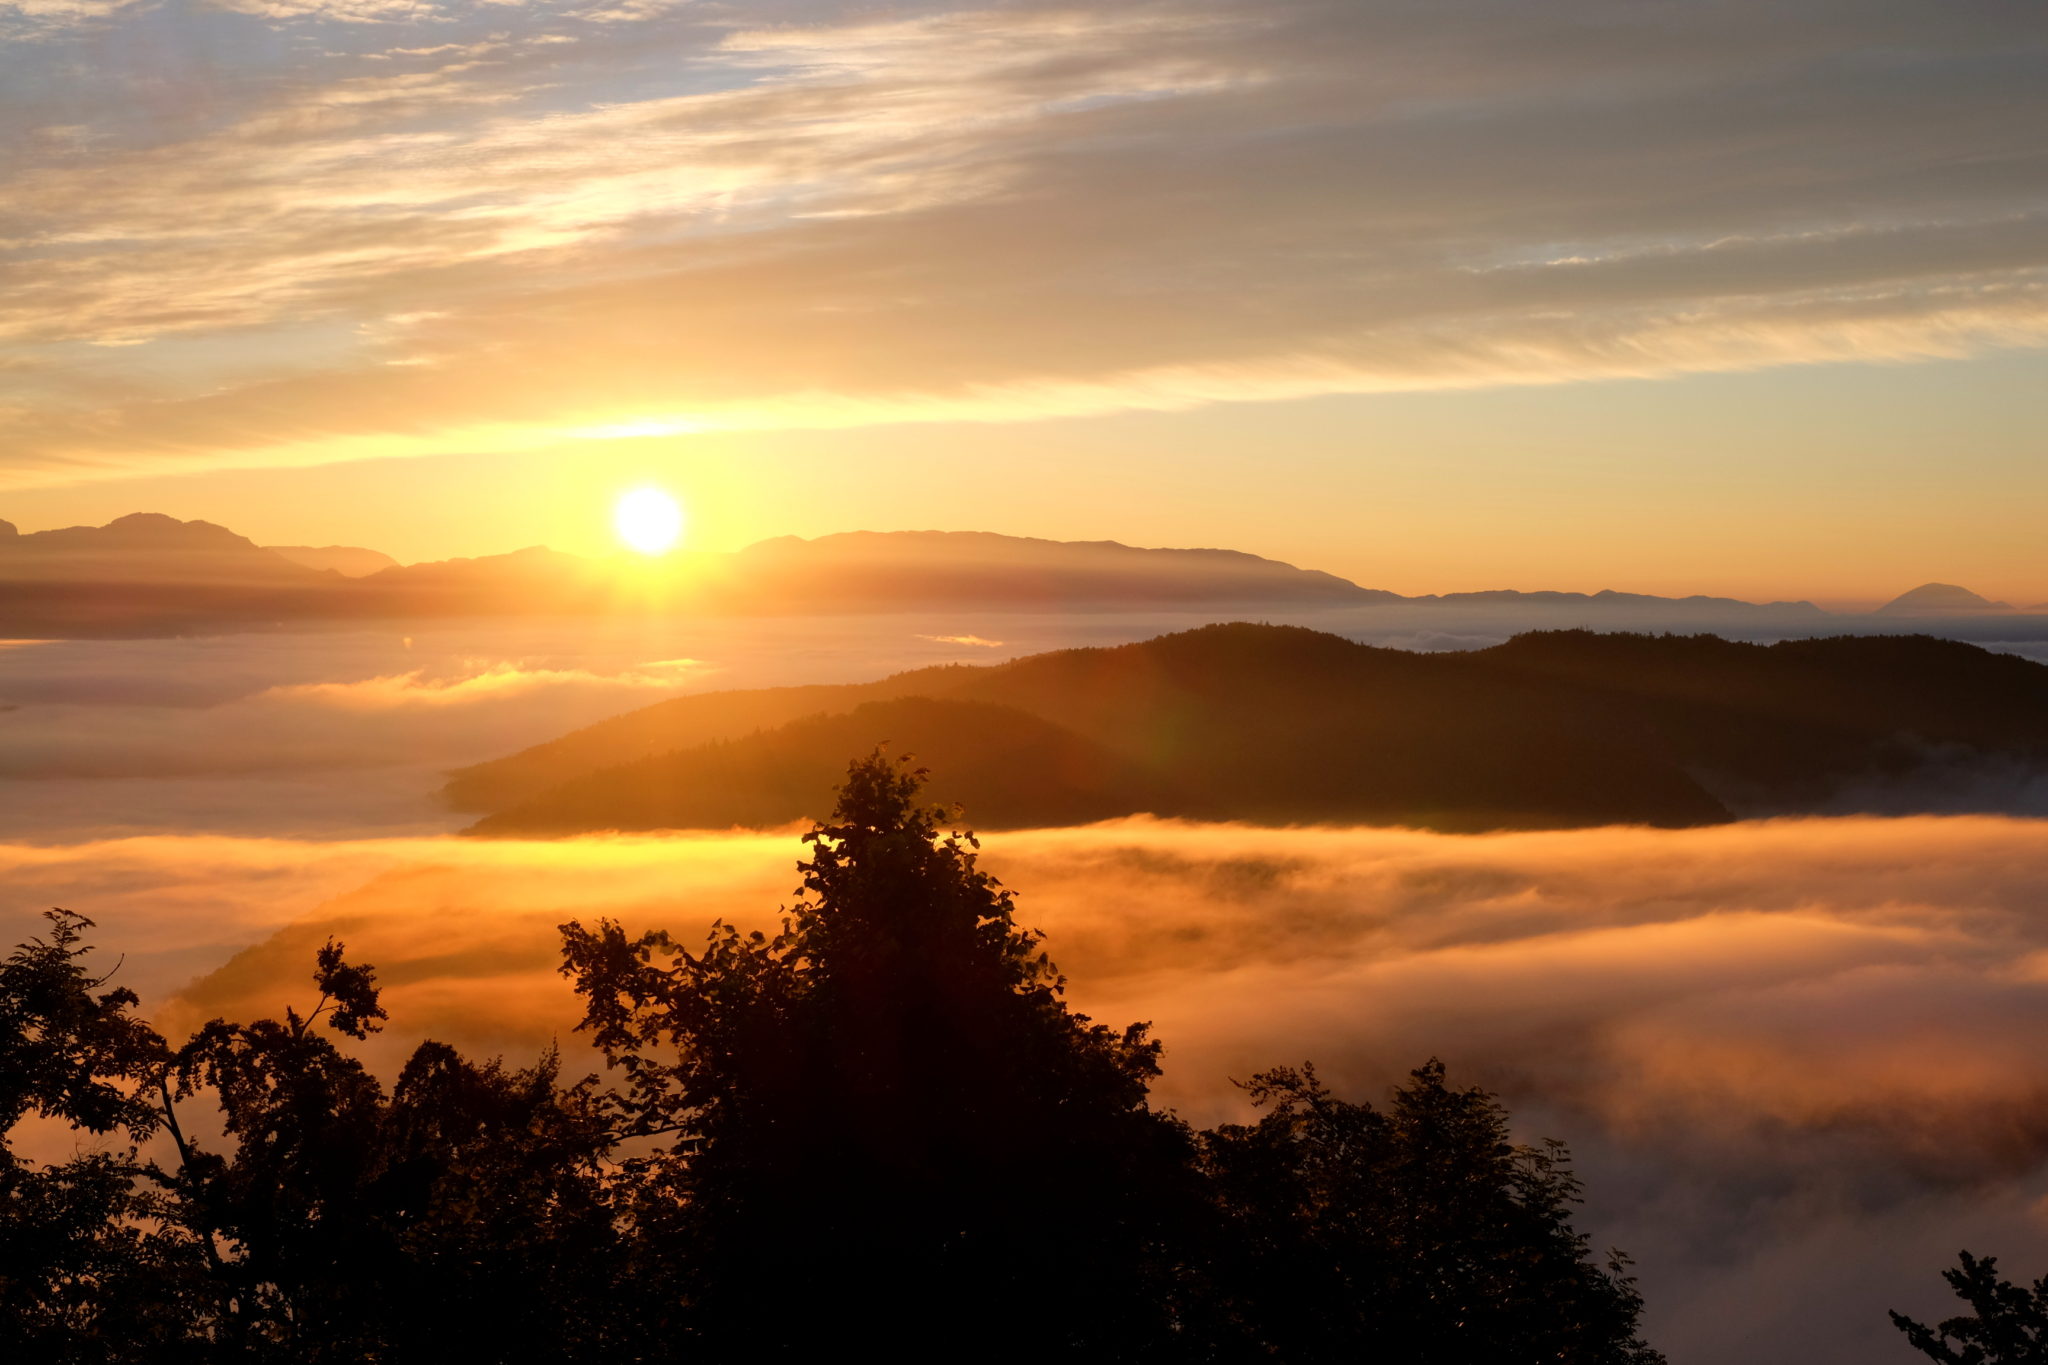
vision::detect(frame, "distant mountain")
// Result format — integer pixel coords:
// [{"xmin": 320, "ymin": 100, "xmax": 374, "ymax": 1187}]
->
[
  {"xmin": 3, "ymin": 514, "xmax": 2040, "ymax": 638},
  {"xmin": 265, "ymin": 545, "xmax": 398, "ymax": 577},
  {"xmin": 1875, "ymin": 582, "xmax": 2015, "ymax": 616},
  {"xmin": 0, "ymin": 514, "xmax": 327, "ymax": 585},
  {"xmin": 0, "ymin": 520, "xmax": 1399, "ymax": 633},
  {"xmin": 460, "ymin": 625, "xmax": 2048, "ymax": 837},
  {"xmin": 0, "ymin": 514, "xmax": 339, "ymax": 635},
  {"xmin": 703, "ymin": 531, "xmax": 1396, "ymax": 610}
]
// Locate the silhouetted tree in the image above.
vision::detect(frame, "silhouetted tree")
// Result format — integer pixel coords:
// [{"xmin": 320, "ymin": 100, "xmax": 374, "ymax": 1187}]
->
[
  {"xmin": 1893, "ymin": 1251, "xmax": 2048, "ymax": 1363},
  {"xmin": 163, "ymin": 940, "xmax": 624, "ymax": 1362},
  {"xmin": 1202, "ymin": 1061, "xmax": 1663, "ymax": 1363},
  {"xmin": 0, "ymin": 911, "xmax": 203, "ymax": 1363},
  {"xmin": 2, "ymin": 913, "xmax": 626, "ymax": 1363},
  {"xmin": 560, "ymin": 751, "xmax": 1198, "ymax": 1357}
]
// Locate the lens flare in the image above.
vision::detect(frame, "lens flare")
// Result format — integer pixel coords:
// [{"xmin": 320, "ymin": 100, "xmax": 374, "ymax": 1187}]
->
[{"xmin": 614, "ymin": 487, "xmax": 683, "ymax": 555}]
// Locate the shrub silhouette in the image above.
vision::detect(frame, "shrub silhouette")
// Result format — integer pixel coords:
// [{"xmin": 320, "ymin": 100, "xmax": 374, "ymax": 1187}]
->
[{"xmin": 4, "ymin": 753, "xmax": 1665, "ymax": 1362}]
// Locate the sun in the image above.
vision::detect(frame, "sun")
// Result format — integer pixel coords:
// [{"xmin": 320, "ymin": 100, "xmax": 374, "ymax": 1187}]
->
[{"xmin": 614, "ymin": 487, "xmax": 684, "ymax": 555}]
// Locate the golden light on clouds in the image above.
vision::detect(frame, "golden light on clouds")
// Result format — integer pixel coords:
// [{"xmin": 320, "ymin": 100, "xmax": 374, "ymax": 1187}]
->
[
  {"xmin": 613, "ymin": 486, "xmax": 683, "ymax": 555},
  {"xmin": 4, "ymin": 0, "xmax": 2045, "ymax": 500}
]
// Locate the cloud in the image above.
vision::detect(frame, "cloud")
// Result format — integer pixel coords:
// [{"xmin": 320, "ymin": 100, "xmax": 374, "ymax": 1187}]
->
[
  {"xmin": 0, "ymin": 662, "xmax": 702, "ymax": 779},
  {"xmin": 0, "ymin": 628, "xmax": 715, "ymax": 814},
  {"xmin": 916, "ymin": 633, "xmax": 1005, "ymax": 648},
  {"xmin": 4, "ymin": 0, "xmax": 2046, "ymax": 482},
  {"xmin": 12, "ymin": 812, "xmax": 2048, "ymax": 1359},
  {"xmin": 0, "ymin": 0, "xmax": 134, "ymax": 38},
  {"xmin": 263, "ymin": 657, "xmax": 700, "ymax": 709}
]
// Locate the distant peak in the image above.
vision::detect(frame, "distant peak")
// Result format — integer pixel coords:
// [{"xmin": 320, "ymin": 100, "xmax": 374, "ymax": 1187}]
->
[
  {"xmin": 1875, "ymin": 582, "xmax": 2014, "ymax": 615},
  {"xmin": 92, "ymin": 512, "xmax": 253, "ymax": 547}
]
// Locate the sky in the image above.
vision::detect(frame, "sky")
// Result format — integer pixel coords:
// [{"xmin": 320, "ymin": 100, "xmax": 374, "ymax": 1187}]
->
[{"xmin": 3, "ymin": 0, "xmax": 2046, "ymax": 599}]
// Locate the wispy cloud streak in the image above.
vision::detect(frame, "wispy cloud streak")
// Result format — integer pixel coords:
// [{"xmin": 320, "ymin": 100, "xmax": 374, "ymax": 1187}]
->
[{"xmin": 3, "ymin": 1, "xmax": 2045, "ymax": 481}]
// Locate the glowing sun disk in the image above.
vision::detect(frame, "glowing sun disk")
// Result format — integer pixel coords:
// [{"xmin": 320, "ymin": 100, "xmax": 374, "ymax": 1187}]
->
[{"xmin": 614, "ymin": 487, "xmax": 684, "ymax": 555}]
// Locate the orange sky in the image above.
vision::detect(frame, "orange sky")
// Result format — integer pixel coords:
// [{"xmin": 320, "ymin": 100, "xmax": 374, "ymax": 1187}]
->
[{"xmin": 4, "ymin": 1, "xmax": 2045, "ymax": 604}]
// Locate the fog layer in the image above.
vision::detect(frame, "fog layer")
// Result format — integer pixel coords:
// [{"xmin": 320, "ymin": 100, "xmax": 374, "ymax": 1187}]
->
[{"xmin": 8, "ymin": 814, "xmax": 2048, "ymax": 1361}]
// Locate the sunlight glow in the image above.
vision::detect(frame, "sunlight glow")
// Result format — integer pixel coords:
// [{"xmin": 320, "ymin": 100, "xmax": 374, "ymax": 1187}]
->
[{"xmin": 613, "ymin": 487, "xmax": 684, "ymax": 555}]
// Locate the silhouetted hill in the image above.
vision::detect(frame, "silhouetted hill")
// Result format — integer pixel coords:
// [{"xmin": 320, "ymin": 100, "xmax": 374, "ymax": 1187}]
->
[
  {"xmin": 441, "ymin": 666, "xmax": 978, "ymax": 810},
  {"xmin": 265, "ymin": 545, "xmax": 398, "ymax": 577},
  {"xmin": 465, "ymin": 697, "xmax": 1156, "ymax": 835},
  {"xmin": 462, "ymin": 625, "xmax": 2048, "ymax": 836},
  {"xmin": 1875, "ymin": 582, "xmax": 2015, "ymax": 615},
  {"xmin": 1473, "ymin": 630, "xmax": 2048, "ymax": 804}
]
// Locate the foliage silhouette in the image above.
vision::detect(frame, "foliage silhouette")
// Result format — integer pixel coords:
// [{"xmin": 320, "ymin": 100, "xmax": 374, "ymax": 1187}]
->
[
  {"xmin": 1202, "ymin": 1062, "xmax": 1662, "ymax": 1363},
  {"xmin": 2, "ymin": 914, "xmax": 623, "ymax": 1363},
  {"xmin": 1893, "ymin": 1251, "xmax": 2048, "ymax": 1363},
  {"xmin": 5, "ymin": 753, "xmax": 1666, "ymax": 1362},
  {"xmin": 559, "ymin": 750, "xmax": 1196, "ymax": 1356},
  {"xmin": 0, "ymin": 910, "xmax": 194, "ymax": 1364}
]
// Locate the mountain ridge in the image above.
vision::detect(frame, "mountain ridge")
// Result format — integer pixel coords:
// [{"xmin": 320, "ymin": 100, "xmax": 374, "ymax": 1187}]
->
[
  {"xmin": 0, "ymin": 513, "xmax": 2039, "ymax": 636},
  {"xmin": 458, "ymin": 624, "xmax": 2048, "ymax": 837}
]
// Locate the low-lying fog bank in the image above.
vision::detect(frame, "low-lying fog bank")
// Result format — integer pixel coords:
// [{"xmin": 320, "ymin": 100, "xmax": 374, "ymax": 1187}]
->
[{"xmin": 7, "ymin": 814, "xmax": 2048, "ymax": 1361}]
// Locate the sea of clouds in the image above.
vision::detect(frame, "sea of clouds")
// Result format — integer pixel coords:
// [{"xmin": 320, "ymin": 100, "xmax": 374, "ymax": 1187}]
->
[{"xmin": 8, "ymin": 815, "xmax": 2048, "ymax": 1362}]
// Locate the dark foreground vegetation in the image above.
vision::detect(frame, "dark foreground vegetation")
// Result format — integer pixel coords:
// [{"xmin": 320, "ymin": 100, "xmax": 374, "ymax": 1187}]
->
[
  {"xmin": 3, "ymin": 753, "xmax": 2023, "ymax": 1361},
  {"xmin": 1891, "ymin": 1254, "xmax": 2048, "ymax": 1363},
  {"xmin": 4, "ymin": 755, "xmax": 1667, "ymax": 1362},
  {"xmin": 457, "ymin": 625, "xmax": 2048, "ymax": 836}
]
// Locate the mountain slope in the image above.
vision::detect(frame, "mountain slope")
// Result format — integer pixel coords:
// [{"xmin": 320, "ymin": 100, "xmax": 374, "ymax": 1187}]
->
[
  {"xmin": 441, "ymin": 666, "xmax": 980, "ymax": 809},
  {"xmin": 466, "ymin": 697, "xmax": 1156, "ymax": 836},
  {"xmin": 461, "ymin": 624, "xmax": 2048, "ymax": 837}
]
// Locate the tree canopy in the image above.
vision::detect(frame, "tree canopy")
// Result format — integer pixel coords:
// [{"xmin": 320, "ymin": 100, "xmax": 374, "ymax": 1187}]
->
[{"xmin": 1894, "ymin": 1252, "xmax": 2048, "ymax": 1364}]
